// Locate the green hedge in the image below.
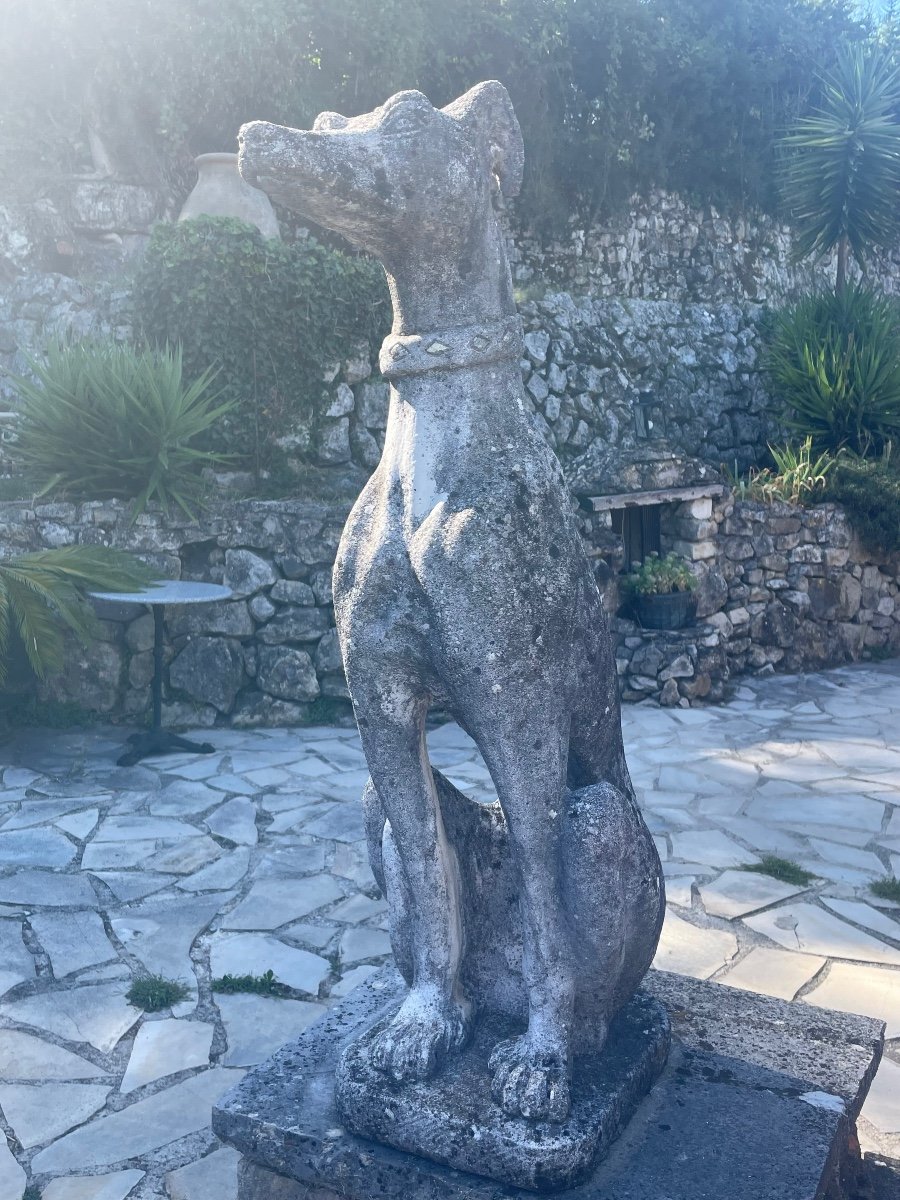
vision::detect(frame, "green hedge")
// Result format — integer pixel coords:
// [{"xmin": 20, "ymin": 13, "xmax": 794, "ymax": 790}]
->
[
  {"xmin": 823, "ymin": 457, "xmax": 900, "ymax": 556},
  {"xmin": 133, "ymin": 217, "xmax": 390, "ymax": 476},
  {"xmin": 0, "ymin": 0, "xmax": 874, "ymax": 228}
]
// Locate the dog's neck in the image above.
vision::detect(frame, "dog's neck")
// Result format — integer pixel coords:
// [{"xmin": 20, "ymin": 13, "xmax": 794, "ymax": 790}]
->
[
  {"xmin": 380, "ymin": 314, "xmax": 522, "ymax": 381},
  {"xmin": 379, "ymin": 209, "xmax": 518, "ymax": 359}
]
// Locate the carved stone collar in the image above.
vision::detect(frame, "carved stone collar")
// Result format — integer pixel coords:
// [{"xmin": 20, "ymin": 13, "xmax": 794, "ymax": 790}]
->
[{"xmin": 379, "ymin": 314, "xmax": 523, "ymax": 380}]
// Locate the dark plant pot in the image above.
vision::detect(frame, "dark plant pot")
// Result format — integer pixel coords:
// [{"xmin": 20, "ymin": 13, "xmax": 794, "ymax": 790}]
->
[{"xmin": 633, "ymin": 590, "xmax": 696, "ymax": 630}]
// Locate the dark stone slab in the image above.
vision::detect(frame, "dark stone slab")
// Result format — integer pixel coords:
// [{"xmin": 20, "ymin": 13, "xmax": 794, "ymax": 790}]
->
[
  {"xmin": 213, "ymin": 968, "xmax": 885, "ymax": 1200},
  {"xmin": 334, "ymin": 983, "xmax": 670, "ymax": 1191}
]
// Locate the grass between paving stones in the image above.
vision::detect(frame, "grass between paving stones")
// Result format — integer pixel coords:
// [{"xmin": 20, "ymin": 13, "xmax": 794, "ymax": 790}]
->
[
  {"xmin": 127, "ymin": 975, "xmax": 191, "ymax": 1012},
  {"xmin": 739, "ymin": 856, "xmax": 816, "ymax": 887},
  {"xmin": 210, "ymin": 969, "xmax": 289, "ymax": 997},
  {"xmin": 871, "ymin": 877, "xmax": 900, "ymax": 903}
]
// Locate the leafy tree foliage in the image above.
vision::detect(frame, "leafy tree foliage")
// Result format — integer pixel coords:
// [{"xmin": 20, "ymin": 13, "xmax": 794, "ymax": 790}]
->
[{"xmin": 0, "ymin": 0, "xmax": 874, "ymax": 227}]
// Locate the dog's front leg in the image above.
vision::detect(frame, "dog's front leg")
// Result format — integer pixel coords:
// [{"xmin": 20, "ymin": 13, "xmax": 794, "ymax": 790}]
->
[
  {"xmin": 352, "ymin": 679, "xmax": 472, "ymax": 1082},
  {"xmin": 481, "ymin": 718, "xmax": 576, "ymax": 1122}
]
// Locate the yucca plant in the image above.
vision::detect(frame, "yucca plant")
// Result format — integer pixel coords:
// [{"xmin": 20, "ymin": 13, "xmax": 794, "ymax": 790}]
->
[
  {"xmin": 9, "ymin": 341, "xmax": 232, "ymax": 518},
  {"xmin": 0, "ymin": 546, "xmax": 152, "ymax": 683},
  {"xmin": 766, "ymin": 284, "xmax": 900, "ymax": 456},
  {"xmin": 779, "ymin": 46, "xmax": 900, "ymax": 294}
]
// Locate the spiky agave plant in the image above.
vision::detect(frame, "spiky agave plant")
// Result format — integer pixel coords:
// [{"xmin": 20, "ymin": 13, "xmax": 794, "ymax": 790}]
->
[
  {"xmin": 0, "ymin": 545, "xmax": 152, "ymax": 683},
  {"xmin": 10, "ymin": 341, "xmax": 231, "ymax": 519}
]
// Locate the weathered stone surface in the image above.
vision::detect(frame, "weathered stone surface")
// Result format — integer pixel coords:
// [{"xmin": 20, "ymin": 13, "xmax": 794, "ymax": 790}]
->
[
  {"xmin": 652, "ymin": 910, "xmax": 737, "ymax": 979},
  {"xmin": 698, "ymin": 869, "xmax": 807, "ymax": 919},
  {"xmin": 31, "ymin": 909, "xmax": 117, "ymax": 978},
  {"xmin": 70, "ymin": 181, "xmax": 162, "ymax": 231},
  {"xmin": 0, "ymin": 919, "xmax": 36, "ymax": 996},
  {"xmin": 41, "ymin": 1170, "xmax": 145, "ymax": 1200},
  {"xmin": 745, "ymin": 903, "xmax": 900, "ymax": 967},
  {"xmin": 719, "ymin": 947, "xmax": 825, "ymax": 1002},
  {"xmin": 111, "ymin": 894, "xmax": 225, "ymax": 995},
  {"xmin": 0, "ymin": 827, "xmax": 77, "ymax": 866},
  {"xmin": 0, "ymin": 870, "xmax": 97, "ymax": 907},
  {"xmin": 31, "ymin": 1068, "xmax": 243, "ymax": 1173},
  {"xmin": 121, "ymin": 1018, "xmax": 214, "ymax": 1093},
  {"xmin": 336, "ymin": 979, "xmax": 670, "ymax": 1190},
  {"xmin": 0, "ymin": 1080, "xmax": 110, "ymax": 1147},
  {"xmin": 222, "ymin": 877, "xmax": 343, "ymax": 931},
  {"xmin": 170, "ymin": 638, "xmax": 245, "ymax": 713},
  {"xmin": 257, "ymin": 608, "xmax": 331, "ymax": 644},
  {"xmin": 256, "ymin": 646, "xmax": 320, "ymax": 702},
  {"xmin": 0, "ymin": 1138, "xmax": 25, "ymax": 1200},
  {"xmin": 214, "ymin": 967, "xmax": 883, "ymax": 1200},
  {"xmin": 1, "ymin": 983, "xmax": 140, "ymax": 1053},
  {"xmin": 224, "ymin": 550, "xmax": 277, "ymax": 599},
  {"xmin": 208, "ymin": 932, "xmax": 330, "ymax": 995},
  {"xmin": 216, "ymin": 993, "xmax": 326, "ymax": 1067},
  {"xmin": 0, "ymin": 1029, "xmax": 104, "ymax": 1080},
  {"xmin": 166, "ymin": 1147, "xmax": 240, "ymax": 1200},
  {"xmin": 239, "ymin": 83, "xmax": 664, "ymax": 1134}
]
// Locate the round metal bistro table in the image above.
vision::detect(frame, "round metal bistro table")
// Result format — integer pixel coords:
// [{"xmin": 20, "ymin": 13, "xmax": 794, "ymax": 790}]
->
[{"xmin": 89, "ymin": 581, "xmax": 233, "ymax": 767}]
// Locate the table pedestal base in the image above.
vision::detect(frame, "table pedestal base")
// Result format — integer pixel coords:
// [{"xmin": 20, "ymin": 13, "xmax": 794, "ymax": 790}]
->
[{"xmin": 117, "ymin": 729, "xmax": 216, "ymax": 768}]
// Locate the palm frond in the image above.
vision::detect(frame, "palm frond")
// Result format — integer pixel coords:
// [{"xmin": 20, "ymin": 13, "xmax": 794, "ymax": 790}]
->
[
  {"xmin": 0, "ymin": 546, "xmax": 152, "ymax": 682},
  {"xmin": 779, "ymin": 46, "xmax": 900, "ymax": 270}
]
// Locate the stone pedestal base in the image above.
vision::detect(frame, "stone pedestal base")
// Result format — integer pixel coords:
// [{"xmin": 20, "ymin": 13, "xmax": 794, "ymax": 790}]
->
[
  {"xmin": 335, "ymin": 986, "xmax": 669, "ymax": 1191},
  {"xmin": 213, "ymin": 968, "xmax": 884, "ymax": 1200}
]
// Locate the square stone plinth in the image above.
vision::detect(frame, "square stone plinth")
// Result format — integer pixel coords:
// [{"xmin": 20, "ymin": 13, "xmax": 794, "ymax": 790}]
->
[
  {"xmin": 213, "ymin": 968, "xmax": 884, "ymax": 1200},
  {"xmin": 335, "ymin": 987, "xmax": 669, "ymax": 1191}
]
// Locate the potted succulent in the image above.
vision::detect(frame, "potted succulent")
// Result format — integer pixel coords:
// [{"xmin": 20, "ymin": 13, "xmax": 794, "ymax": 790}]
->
[{"xmin": 624, "ymin": 552, "xmax": 698, "ymax": 630}]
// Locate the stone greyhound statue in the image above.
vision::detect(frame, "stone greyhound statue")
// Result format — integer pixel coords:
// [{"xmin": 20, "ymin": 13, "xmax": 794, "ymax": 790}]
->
[{"xmin": 238, "ymin": 81, "xmax": 665, "ymax": 1125}]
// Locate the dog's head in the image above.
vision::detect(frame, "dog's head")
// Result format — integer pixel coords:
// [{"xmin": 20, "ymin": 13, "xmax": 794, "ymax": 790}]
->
[{"xmin": 238, "ymin": 81, "xmax": 523, "ymax": 260}]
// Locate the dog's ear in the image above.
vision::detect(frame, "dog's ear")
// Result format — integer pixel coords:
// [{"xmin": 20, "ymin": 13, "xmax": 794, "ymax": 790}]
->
[
  {"xmin": 444, "ymin": 81, "xmax": 524, "ymax": 200},
  {"xmin": 313, "ymin": 111, "xmax": 349, "ymax": 132}
]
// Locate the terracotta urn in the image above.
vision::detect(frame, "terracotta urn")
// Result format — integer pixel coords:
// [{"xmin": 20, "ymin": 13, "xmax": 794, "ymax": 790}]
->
[{"xmin": 178, "ymin": 152, "xmax": 280, "ymax": 239}]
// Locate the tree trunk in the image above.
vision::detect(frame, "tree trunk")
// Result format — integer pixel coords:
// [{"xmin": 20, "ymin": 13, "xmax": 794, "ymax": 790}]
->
[{"xmin": 836, "ymin": 234, "xmax": 849, "ymax": 296}]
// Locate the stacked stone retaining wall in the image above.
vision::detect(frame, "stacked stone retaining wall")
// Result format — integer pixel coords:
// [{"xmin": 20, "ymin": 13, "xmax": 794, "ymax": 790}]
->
[
  {"xmin": 2, "ymin": 493, "xmax": 898, "ymax": 722},
  {"xmin": 609, "ymin": 497, "xmax": 900, "ymax": 706}
]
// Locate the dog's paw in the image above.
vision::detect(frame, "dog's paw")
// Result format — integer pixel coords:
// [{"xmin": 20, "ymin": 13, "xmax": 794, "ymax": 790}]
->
[
  {"xmin": 489, "ymin": 1034, "xmax": 571, "ymax": 1122},
  {"xmin": 369, "ymin": 990, "xmax": 471, "ymax": 1083}
]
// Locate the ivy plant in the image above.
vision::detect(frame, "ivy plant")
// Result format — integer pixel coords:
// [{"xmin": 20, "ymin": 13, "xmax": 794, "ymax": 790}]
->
[{"xmin": 133, "ymin": 216, "xmax": 390, "ymax": 479}]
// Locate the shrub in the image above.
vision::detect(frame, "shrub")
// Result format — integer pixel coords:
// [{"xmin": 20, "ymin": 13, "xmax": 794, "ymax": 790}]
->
[
  {"xmin": 126, "ymin": 975, "xmax": 191, "ymax": 1011},
  {"xmin": 623, "ymin": 552, "xmax": 697, "ymax": 598},
  {"xmin": 740, "ymin": 857, "xmax": 816, "ymax": 886},
  {"xmin": 133, "ymin": 217, "xmax": 390, "ymax": 477},
  {"xmin": 11, "ymin": 341, "xmax": 231, "ymax": 517},
  {"xmin": 0, "ymin": 546, "xmax": 152, "ymax": 683},
  {"xmin": 822, "ymin": 453, "xmax": 900, "ymax": 554},
  {"xmin": 766, "ymin": 284, "xmax": 900, "ymax": 457},
  {"xmin": 211, "ymin": 969, "xmax": 287, "ymax": 996},
  {"xmin": 871, "ymin": 877, "xmax": 900, "ymax": 902},
  {"xmin": 729, "ymin": 438, "xmax": 834, "ymax": 504}
]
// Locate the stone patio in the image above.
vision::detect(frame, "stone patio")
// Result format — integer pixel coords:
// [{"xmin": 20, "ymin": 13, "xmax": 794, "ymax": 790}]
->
[{"xmin": 1, "ymin": 661, "xmax": 899, "ymax": 1198}]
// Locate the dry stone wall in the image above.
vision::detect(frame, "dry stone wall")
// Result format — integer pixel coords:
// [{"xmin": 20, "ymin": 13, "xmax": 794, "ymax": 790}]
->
[
  {"xmin": 510, "ymin": 189, "xmax": 900, "ymax": 304},
  {"xmin": 0, "ymin": 497, "xmax": 349, "ymax": 726},
  {"xmin": 3, "ymin": 493, "xmax": 898, "ymax": 721},
  {"xmin": 608, "ymin": 497, "xmax": 900, "ymax": 707},
  {"xmin": 4, "ymin": 185, "xmax": 900, "ymax": 484}
]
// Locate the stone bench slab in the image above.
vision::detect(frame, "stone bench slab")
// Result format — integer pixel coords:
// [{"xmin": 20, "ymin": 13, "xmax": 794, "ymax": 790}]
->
[{"xmin": 213, "ymin": 967, "xmax": 884, "ymax": 1200}]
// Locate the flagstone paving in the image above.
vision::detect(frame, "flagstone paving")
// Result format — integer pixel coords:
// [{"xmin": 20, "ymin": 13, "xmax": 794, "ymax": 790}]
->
[{"xmin": 0, "ymin": 660, "xmax": 899, "ymax": 1196}]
